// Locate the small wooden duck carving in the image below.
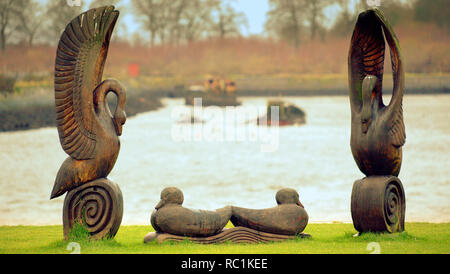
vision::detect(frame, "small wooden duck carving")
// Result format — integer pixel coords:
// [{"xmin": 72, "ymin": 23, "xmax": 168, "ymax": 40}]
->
[
  {"xmin": 230, "ymin": 188, "xmax": 308, "ymax": 236},
  {"xmin": 348, "ymin": 8, "xmax": 406, "ymax": 177},
  {"xmin": 151, "ymin": 187, "xmax": 232, "ymax": 237},
  {"xmin": 50, "ymin": 6, "xmax": 126, "ymax": 199}
]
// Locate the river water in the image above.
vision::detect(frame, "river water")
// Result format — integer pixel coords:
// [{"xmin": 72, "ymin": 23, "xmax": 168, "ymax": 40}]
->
[{"xmin": 0, "ymin": 95, "xmax": 449, "ymax": 225}]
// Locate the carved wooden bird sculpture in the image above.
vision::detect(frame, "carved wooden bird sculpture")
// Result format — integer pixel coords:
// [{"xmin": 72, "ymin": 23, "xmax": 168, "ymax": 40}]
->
[
  {"xmin": 51, "ymin": 6, "xmax": 126, "ymax": 199},
  {"xmin": 151, "ymin": 187, "xmax": 232, "ymax": 237},
  {"xmin": 230, "ymin": 188, "xmax": 308, "ymax": 236},
  {"xmin": 348, "ymin": 8, "xmax": 406, "ymax": 177}
]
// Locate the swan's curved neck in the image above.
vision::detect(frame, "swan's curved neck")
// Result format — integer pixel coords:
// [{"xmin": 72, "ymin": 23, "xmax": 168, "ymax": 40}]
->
[
  {"xmin": 94, "ymin": 79, "xmax": 126, "ymax": 114},
  {"xmin": 361, "ymin": 76, "xmax": 378, "ymax": 114},
  {"xmin": 93, "ymin": 79, "xmax": 127, "ymax": 136}
]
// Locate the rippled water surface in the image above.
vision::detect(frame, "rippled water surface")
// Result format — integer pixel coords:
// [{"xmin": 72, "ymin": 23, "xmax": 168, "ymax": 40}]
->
[{"xmin": 0, "ymin": 95, "xmax": 449, "ymax": 225}]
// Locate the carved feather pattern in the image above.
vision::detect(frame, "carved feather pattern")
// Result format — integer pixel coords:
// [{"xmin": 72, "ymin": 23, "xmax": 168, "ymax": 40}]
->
[
  {"xmin": 349, "ymin": 10, "xmax": 385, "ymax": 110},
  {"xmin": 388, "ymin": 104, "xmax": 406, "ymax": 147},
  {"xmin": 359, "ymin": 31, "xmax": 385, "ymax": 77},
  {"xmin": 349, "ymin": 9, "xmax": 406, "ymax": 148},
  {"xmin": 54, "ymin": 6, "xmax": 119, "ymax": 160}
]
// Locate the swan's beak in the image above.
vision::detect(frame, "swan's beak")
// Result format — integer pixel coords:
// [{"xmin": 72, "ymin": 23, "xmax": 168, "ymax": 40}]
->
[
  {"xmin": 114, "ymin": 120, "xmax": 122, "ymax": 136},
  {"xmin": 155, "ymin": 200, "xmax": 165, "ymax": 210},
  {"xmin": 113, "ymin": 111, "xmax": 126, "ymax": 136}
]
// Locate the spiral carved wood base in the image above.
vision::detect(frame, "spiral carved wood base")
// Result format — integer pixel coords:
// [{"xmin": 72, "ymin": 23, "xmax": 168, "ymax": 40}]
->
[
  {"xmin": 63, "ymin": 178, "xmax": 123, "ymax": 240},
  {"xmin": 144, "ymin": 227, "xmax": 311, "ymax": 244},
  {"xmin": 351, "ymin": 176, "xmax": 405, "ymax": 233}
]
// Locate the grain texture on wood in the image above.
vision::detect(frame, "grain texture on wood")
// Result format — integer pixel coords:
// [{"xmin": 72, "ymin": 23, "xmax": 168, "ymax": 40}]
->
[
  {"xmin": 63, "ymin": 178, "xmax": 123, "ymax": 240},
  {"xmin": 144, "ymin": 227, "xmax": 311, "ymax": 244},
  {"xmin": 230, "ymin": 188, "xmax": 308, "ymax": 236},
  {"xmin": 351, "ymin": 176, "xmax": 405, "ymax": 233}
]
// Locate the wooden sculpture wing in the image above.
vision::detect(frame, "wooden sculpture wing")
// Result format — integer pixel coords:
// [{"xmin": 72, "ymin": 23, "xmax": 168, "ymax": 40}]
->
[
  {"xmin": 55, "ymin": 6, "xmax": 119, "ymax": 160},
  {"xmin": 376, "ymin": 9, "xmax": 406, "ymax": 148},
  {"xmin": 348, "ymin": 9, "xmax": 386, "ymax": 114}
]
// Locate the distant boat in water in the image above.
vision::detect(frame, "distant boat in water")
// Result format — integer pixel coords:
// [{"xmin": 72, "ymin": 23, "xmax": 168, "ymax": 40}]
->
[
  {"xmin": 257, "ymin": 100, "xmax": 306, "ymax": 127},
  {"xmin": 185, "ymin": 76, "xmax": 241, "ymax": 107}
]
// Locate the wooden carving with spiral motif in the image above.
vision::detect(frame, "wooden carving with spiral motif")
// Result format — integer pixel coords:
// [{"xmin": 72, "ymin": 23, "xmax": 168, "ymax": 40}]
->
[
  {"xmin": 51, "ymin": 6, "xmax": 125, "ymax": 240},
  {"xmin": 348, "ymin": 8, "xmax": 406, "ymax": 234}
]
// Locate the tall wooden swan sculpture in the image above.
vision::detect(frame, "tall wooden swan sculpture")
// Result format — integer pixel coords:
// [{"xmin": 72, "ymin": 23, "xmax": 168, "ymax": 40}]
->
[
  {"xmin": 348, "ymin": 8, "xmax": 406, "ymax": 233},
  {"xmin": 51, "ymin": 6, "xmax": 125, "ymax": 240}
]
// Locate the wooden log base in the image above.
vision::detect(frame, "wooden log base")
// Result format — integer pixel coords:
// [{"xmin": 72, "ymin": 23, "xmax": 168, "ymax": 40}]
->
[
  {"xmin": 63, "ymin": 178, "xmax": 123, "ymax": 240},
  {"xmin": 144, "ymin": 227, "xmax": 311, "ymax": 244},
  {"xmin": 351, "ymin": 176, "xmax": 405, "ymax": 233}
]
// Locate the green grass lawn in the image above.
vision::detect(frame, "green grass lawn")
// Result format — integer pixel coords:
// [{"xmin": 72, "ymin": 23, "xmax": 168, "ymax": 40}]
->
[{"xmin": 0, "ymin": 223, "xmax": 448, "ymax": 254}]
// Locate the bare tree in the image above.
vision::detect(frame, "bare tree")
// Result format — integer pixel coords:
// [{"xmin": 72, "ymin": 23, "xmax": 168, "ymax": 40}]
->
[
  {"xmin": 132, "ymin": 0, "xmax": 247, "ymax": 46},
  {"xmin": 332, "ymin": 0, "xmax": 354, "ymax": 37},
  {"xmin": 211, "ymin": 2, "xmax": 248, "ymax": 39},
  {"xmin": 265, "ymin": 0, "xmax": 334, "ymax": 45},
  {"xmin": 44, "ymin": 0, "xmax": 82, "ymax": 44},
  {"xmin": 132, "ymin": 0, "xmax": 189, "ymax": 46},
  {"xmin": 179, "ymin": 0, "xmax": 216, "ymax": 43},
  {"xmin": 132, "ymin": 0, "xmax": 162, "ymax": 46},
  {"xmin": 0, "ymin": 0, "xmax": 20, "ymax": 51},
  {"xmin": 15, "ymin": 0, "xmax": 46, "ymax": 47},
  {"xmin": 265, "ymin": 0, "xmax": 304, "ymax": 47},
  {"xmin": 155, "ymin": 1, "xmax": 174, "ymax": 45},
  {"xmin": 304, "ymin": 0, "xmax": 331, "ymax": 40},
  {"xmin": 167, "ymin": 0, "xmax": 189, "ymax": 45}
]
